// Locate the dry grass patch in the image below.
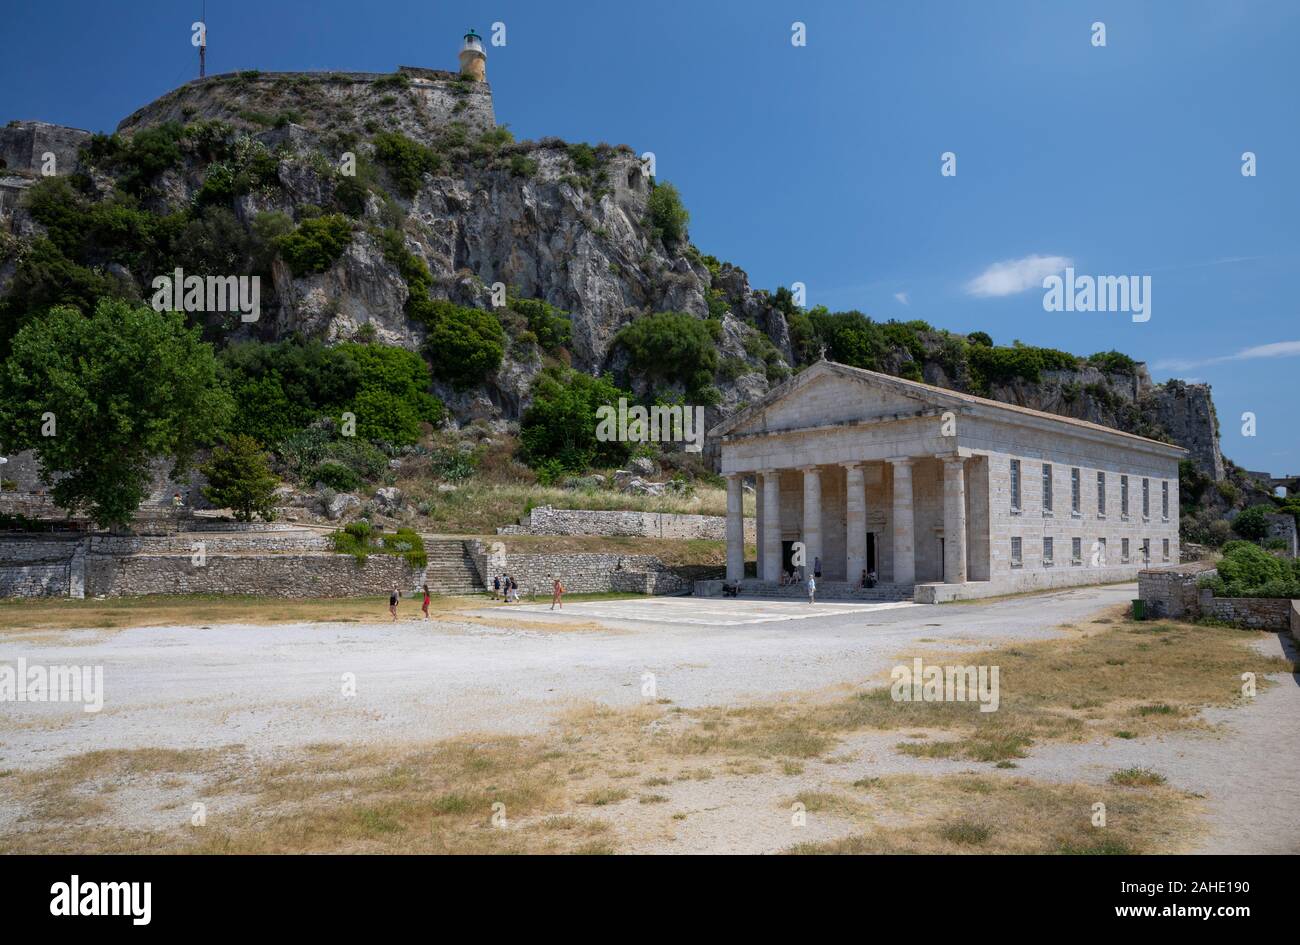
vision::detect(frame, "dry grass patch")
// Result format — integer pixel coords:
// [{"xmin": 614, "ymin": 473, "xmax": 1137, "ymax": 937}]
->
[
  {"xmin": 0, "ymin": 593, "xmax": 487, "ymax": 634},
  {"xmin": 788, "ymin": 772, "xmax": 1198, "ymax": 855}
]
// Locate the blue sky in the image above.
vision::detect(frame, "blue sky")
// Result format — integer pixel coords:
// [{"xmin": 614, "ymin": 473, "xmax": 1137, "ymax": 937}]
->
[{"xmin": 1, "ymin": 0, "xmax": 1297, "ymax": 473}]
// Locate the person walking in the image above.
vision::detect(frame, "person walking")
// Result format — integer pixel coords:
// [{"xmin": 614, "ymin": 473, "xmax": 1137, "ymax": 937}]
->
[
  {"xmin": 551, "ymin": 577, "xmax": 565, "ymax": 610},
  {"xmin": 492, "ymin": 574, "xmax": 501, "ymax": 600},
  {"xmin": 421, "ymin": 584, "xmax": 431, "ymax": 621},
  {"xmin": 806, "ymin": 572, "xmax": 816, "ymax": 604},
  {"xmin": 389, "ymin": 588, "xmax": 399, "ymax": 621}
]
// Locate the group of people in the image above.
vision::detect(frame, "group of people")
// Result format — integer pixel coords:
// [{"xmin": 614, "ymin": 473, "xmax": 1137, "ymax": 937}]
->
[
  {"xmin": 388, "ymin": 585, "xmax": 432, "ymax": 621},
  {"xmin": 492, "ymin": 574, "xmax": 567, "ymax": 609},
  {"xmin": 492, "ymin": 574, "xmax": 520, "ymax": 602},
  {"xmin": 385, "ymin": 574, "xmax": 567, "ymax": 619}
]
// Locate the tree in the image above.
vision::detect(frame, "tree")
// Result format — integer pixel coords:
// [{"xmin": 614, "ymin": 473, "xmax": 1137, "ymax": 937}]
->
[
  {"xmin": 0, "ymin": 299, "xmax": 233, "ymax": 527},
  {"xmin": 646, "ymin": 181, "xmax": 689, "ymax": 246},
  {"xmin": 201, "ymin": 435, "xmax": 279, "ymax": 522},
  {"xmin": 420, "ymin": 300, "xmax": 505, "ymax": 389},
  {"xmin": 1230, "ymin": 504, "xmax": 1272, "ymax": 542},
  {"xmin": 614, "ymin": 311, "xmax": 719, "ymax": 395},
  {"xmin": 519, "ymin": 367, "xmax": 632, "ymax": 474},
  {"xmin": 335, "ymin": 342, "xmax": 442, "ymax": 444}
]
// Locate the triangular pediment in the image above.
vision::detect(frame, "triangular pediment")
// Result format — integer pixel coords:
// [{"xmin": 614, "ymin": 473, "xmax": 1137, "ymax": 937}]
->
[{"xmin": 713, "ymin": 361, "xmax": 953, "ymax": 438}]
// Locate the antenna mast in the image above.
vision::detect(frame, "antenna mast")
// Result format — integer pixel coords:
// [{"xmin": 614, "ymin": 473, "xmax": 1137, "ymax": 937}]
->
[{"xmin": 199, "ymin": 1, "xmax": 207, "ymax": 78}]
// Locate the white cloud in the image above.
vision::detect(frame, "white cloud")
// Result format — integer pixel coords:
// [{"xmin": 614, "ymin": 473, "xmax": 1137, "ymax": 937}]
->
[
  {"xmin": 1153, "ymin": 340, "xmax": 1300, "ymax": 372},
  {"xmin": 893, "ymin": 291, "xmax": 909, "ymax": 306},
  {"xmin": 965, "ymin": 254, "xmax": 1071, "ymax": 298}
]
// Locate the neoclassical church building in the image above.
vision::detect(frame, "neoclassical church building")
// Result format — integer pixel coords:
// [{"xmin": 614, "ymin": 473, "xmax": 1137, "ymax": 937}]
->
[{"xmin": 711, "ymin": 361, "xmax": 1185, "ymax": 603}]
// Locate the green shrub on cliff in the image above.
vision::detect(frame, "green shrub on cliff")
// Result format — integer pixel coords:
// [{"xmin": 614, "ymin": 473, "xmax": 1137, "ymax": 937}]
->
[
  {"xmin": 417, "ymin": 300, "xmax": 505, "ymax": 389},
  {"xmin": 274, "ymin": 214, "xmax": 354, "ymax": 275},
  {"xmin": 614, "ymin": 311, "xmax": 719, "ymax": 396},
  {"xmin": 373, "ymin": 132, "xmax": 440, "ymax": 197},
  {"xmin": 646, "ymin": 181, "xmax": 689, "ymax": 246}
]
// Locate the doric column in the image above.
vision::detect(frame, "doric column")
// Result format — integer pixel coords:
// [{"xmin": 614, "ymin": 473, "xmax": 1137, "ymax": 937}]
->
[
  {"xmin": 754, "ymin": 473, "xmax": 765, "ymax": 579},
  {"xmin": 762, "ymin": 471, "xmax": 782, "ymax": 582},
  {"xmin": 890, "ymin": 458, "xmax": 915, "ymax": 585},
  {"xmin": 725, "ymin": 474, "xmax": 744, "ymax": 581},
  {"xmin": 843, "ymin": 463, "xmax": 866, "ymax": 583},
  {"xmin": 801, "ymin": 466, "xmax": 822, "ymax": 577},
  {"xmin": 942, "ymin": 457, "xmax": 968, "ymax": 584}
]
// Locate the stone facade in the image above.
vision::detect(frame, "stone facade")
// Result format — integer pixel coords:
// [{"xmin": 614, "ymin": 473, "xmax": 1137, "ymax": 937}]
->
[
  {"xmin": 710, "ymin": 361, "xmax": 1185, "ymax": 601},
  {"xmin": 498, "ymin": 505, "xmax": 755, "ymax": 542}
]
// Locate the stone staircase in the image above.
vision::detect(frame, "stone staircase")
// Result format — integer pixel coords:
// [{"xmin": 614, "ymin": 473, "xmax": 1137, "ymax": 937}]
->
[
  {"xmin": 696, "ymin": 578, "xmax": 915, "ymax": 602},
  {"xmin": 415, "ymin": 539, "xmax": 485, "ymax": 596}
]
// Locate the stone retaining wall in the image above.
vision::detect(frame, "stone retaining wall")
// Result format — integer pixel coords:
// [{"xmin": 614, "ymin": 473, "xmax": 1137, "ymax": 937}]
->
[
  {"xmin": 1204, "ymin": 596, "xmax": 1294, "ymax": 631},
  {"xmin": 84, "ymin": 552, "xmax": 415, "ymax": 598},
  {"xmin": 0, "ymin": 562, "xmax": 69, "ymax": 597},
  {"xmin": 497, "ymin": 505, "xmax": 755, "ymax": 542},
  {"xmin": 466, "ymin": 539, "xmax": 711, "ymax": 596},
  {"xmin": 1291, "ymin": 600, "xmax": 1300, "ymax": 646}
]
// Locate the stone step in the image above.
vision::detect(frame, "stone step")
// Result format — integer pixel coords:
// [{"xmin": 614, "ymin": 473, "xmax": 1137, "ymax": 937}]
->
[{"xmin": 411, "ymin": 539, "xmax": 484, "ymax": 596}]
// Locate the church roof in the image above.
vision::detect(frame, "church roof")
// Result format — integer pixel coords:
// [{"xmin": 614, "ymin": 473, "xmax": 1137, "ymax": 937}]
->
[{"xmin": 709, "ymin": 359, "xmax": 1187, "ymax": 454}]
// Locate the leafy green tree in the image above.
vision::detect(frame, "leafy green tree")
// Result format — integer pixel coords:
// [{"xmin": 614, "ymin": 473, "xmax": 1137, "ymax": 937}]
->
[
  {"xmin": 419, "ymin": 300, "xmax": 505, "ymax": 389},
  {"xmin": 201, "ymin": 435, "xmax": 279, "ymax": 522},
  {"xmin": 646, "ymin": 181, "xmax": 689, "ymax": 246},
  {"xmin": 219, "ymin": 339, "xmax": 361, "ymax": 443},
  {"xmin": 614, "ymin": 311, "xmax": 719, "ymax": 395},
  {"xmin": 967, "ymin": 331, "xmax": 993, "ymax": 347},
  {"xmin": 520, "ymin": 367, "xmax": 632, "ymax": 473},
  {"xmin": 336, "ymin": 342, "xmax": 442, "ymax": 444},
  {"xmin": 0, "ymin": 299, "xmax": 232, "ymax": 527},
  {"xmin": 1230, "ymin": 504, "xmax": 1272, "ymax": 541},
  {"xmin": 1216, "ymin": 540, "xmax": 1286, "ymax": 590}
]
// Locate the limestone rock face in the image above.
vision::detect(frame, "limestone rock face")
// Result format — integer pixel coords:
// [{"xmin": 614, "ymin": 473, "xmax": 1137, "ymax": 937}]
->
[{"xmin": 0, "ymin": 75, "xmax": 1234, "ymax": 488}]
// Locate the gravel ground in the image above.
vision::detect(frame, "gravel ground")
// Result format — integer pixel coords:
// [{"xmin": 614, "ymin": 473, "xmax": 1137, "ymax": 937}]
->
[
  {"xmin": 1, "ymin": 583, "xmax": 1295, "ymax": 854},
  {"xmin": 1, "ymin": 586, "xmax": 1132, "ymax": 768}
]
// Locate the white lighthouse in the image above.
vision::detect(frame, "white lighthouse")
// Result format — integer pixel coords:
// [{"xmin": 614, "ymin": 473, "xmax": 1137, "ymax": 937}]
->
[{"xmin": 459, "ymin": 29, "xmax": 486, "ymax": 81}]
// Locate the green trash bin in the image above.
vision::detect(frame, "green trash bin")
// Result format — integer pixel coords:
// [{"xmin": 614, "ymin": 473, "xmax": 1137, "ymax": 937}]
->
[{"xmin": 1132, "ymin": 599, "xmax": 1146, "ymax": 621}]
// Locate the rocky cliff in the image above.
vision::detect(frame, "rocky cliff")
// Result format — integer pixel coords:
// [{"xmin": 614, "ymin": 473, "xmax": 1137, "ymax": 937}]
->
[{"xmin": 0, "ymin": 66, "xmax": 1232, "ymax": 484}]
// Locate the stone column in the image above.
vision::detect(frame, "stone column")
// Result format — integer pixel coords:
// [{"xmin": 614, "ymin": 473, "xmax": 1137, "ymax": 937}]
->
[
  {"xmin": 843, "ymin": 463, "xmax": 866, "ymax": 583},
  {"xmin": 754, "ymin": 473, "xmax": 765, "ymax": 579},
  {"xmin": 801, "ymin": 466, "xmax": 822, "ymax": 577},
  {"xmin": 942, "ymin": 457, "xmax": 968, "ymax": 584},
  {"xmin": 890, "ymin": 458, "xmax": 915, "ymax": 585},
  {"xmin": 762, "ymin": 471, "xmax": 782, "ymax": 582},
  {"xmin": 725, "ymin": 474, "xmax": 744, "ymax": 581}
]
